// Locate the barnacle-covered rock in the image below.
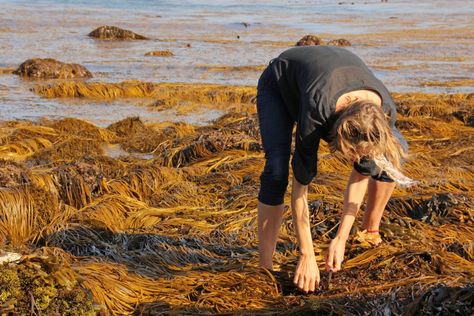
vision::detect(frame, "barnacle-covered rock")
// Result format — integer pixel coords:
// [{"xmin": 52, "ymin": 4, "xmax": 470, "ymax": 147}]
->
[
  {"xmin": 296, "ymin": 34, "xmax": 323, "ymax": 46},
  {"xmin": 14, "ymin": 58, "xmax": 92, "ymax": 79},
  {"xmin": 89, "ymin": 25, "xmax": 148, "ymax": 40},
  {"xmin": 326, "ymin": 38, "xmax": 351, "ymax": 46}
]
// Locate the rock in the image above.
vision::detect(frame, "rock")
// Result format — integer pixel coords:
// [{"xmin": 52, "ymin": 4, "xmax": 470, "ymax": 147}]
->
[
  {"xmin": 0, "ymin": 160, "xmax": 30, "ymax": 187},
  {"xmin": 326, "ymin": 38, "xmax": 352, "ymax": 46},
  {"xmin": 296, "ymin": 35, "xmax": 322, "ymax": 46},
  {"xmin": 0, "ymin": 250, "xmax": 22, "ymax": 264},
  {"xmin": 13, "ymin": 58, "xmax": 92, "ymax": 79},
  {"xmin": 88, "ymin": 25, "xmax": 148, "ymax": 40},
  {"xmin": 144, "ymin": 50, "xmax": 174, "ymax": 57}
]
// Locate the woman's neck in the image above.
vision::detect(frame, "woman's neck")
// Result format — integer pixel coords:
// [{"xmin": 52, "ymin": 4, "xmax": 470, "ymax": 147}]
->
[{"xmin": 335, "ymin": 90, "xmax": 382, "ymax": 112}]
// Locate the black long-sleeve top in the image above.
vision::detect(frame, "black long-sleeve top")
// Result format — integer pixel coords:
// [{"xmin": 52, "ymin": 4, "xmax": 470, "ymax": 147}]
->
[{"xmin": 269, "ymin": 46, "xmax": 398, "ymax": 185}]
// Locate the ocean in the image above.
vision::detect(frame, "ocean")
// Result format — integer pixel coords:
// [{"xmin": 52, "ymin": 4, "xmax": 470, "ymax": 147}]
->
[{"xmin": 0, "ymin": 0, "xmax": 473, "ymax": 124}]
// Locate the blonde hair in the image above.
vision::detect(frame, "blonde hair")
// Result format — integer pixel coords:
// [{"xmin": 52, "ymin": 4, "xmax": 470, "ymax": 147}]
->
[{"xmin": 330, "ymin": 100, "xmax": 406, "ymax": 170}]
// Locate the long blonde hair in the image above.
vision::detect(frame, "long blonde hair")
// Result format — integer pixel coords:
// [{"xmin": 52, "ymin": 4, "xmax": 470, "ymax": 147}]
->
[{"xmin": 330, "ymin": 100, "xmax": 406, "ymax": 170}]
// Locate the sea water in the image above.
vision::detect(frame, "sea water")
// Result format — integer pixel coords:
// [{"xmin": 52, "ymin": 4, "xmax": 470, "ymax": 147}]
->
[{"xmin": 0, "ymin": 0, "xmax": 473, "ymax": 125}]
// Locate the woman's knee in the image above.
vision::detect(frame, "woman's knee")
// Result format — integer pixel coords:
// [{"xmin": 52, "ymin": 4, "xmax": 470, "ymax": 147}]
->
[
  {"xmin": 258, "ymin": 176, "xmax": 288, "ymax": 205},
  {"xmin": 258, "ymin": 156, "xmax": 290, "ymax": 205}
]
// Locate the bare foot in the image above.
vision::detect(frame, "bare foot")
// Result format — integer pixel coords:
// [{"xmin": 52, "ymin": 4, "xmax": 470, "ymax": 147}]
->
[{"xmin": 353, "ymin": 230, "xmax": 382, "ymax": 248}]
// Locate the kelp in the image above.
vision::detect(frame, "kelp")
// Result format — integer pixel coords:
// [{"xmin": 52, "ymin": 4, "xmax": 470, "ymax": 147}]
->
[
  {"xmin": 33, "ymin": 81, "xmax": 256, "ymax": 106},
  {"xmin": 145, "ymin": 50, "xmax": 174, "ymax": 57},
  {"xmin": 0, "ymin": 67, "xmax": 15, "ymax": 75},
  {"xmin": 200, "ymin": 65, "xmax": 266, "ymax": 73},
  {"xmin": 0, "ymin": 91, "xmax": 473, "ymax": 315},
  {"xmin": 421, "ymin": 78, "xmax": 474, "ymax": 87},
  {"xmin": 33, "ymin": 81, "xmax": 257, "ymax": 118}
]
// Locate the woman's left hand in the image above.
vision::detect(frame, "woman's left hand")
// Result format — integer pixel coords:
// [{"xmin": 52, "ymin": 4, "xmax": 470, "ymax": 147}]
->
[{"xmin": 325, "ymin": 236, "xmax": 347, "ymax": 272}]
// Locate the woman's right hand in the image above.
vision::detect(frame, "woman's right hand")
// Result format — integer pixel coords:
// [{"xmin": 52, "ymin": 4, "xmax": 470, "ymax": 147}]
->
[{"xmin": 293, "ymin": 253, "xmax": 320, "ymax": 293}]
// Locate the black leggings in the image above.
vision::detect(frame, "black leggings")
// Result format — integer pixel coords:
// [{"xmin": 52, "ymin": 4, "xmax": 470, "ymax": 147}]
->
[
  {"xmin": 256, "ymin": 65, "xmax": 294, "ymax": 205},
  {"xmin": 256, "ymin": 65, "xmax": 409, "ymax": 206}
]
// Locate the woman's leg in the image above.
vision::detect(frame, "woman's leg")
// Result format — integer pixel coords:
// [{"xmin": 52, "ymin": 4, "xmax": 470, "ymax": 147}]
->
[
  {"xmin": 258, "ymin": 202, "xmax": 285, "ymax": 268},
  {"xmin": 257, "ymin": 153, "xmax": 291, "ymax": 269},
  {"xmin": 360, "ymin": 127, "xmax": 406, "ymax": 234},
  {"xmin": 256, "ymin": 66, "xmax": 293, "ymax": 269},
  {"xmin": 362, "ymin": 178, "xmax": 396, "ymax": 231}
]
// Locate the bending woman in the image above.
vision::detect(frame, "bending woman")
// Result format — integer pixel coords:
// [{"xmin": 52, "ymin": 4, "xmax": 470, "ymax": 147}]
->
[{"xmin": 256, "ymin": 46, "xmax": 412, "ymax": 293}]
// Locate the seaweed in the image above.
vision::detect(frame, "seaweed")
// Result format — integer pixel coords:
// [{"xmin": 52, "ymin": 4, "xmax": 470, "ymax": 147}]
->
[{"xmin": 0, "ymin": 91, "xmax": 473, "ymax": 315}]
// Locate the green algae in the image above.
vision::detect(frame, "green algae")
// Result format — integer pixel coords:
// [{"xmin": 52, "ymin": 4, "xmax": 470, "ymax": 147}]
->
[{"xmin": 0, "ymin": 260, "xmax": 97, "ymax": 315}]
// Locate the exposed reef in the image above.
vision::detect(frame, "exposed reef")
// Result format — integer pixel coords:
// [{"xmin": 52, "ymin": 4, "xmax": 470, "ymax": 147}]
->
[
  {"xmin": 13, "ymin": 58, "xmax": 92, "ymax": 79},
  {"xmin": 88, "ymin": 25, "xmax": 149, "ymax": 40}
]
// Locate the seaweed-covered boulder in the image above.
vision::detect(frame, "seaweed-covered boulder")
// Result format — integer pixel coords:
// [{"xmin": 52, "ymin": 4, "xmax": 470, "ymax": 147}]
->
[
  {"xmin": 0, "ymin": 160, "xmax": 30, "ymax": 187},
  {"xmin": 296, "ymin": 35, "xmax": 322, "ymax": 46},
  {"xmin": 13, "ymin": 58, "xmax": 92, "ymax": 79},
  {"xmin": 106, "ymin": 117, "xmax": 149, "ymax": 138},
  {"xmin": 88, "ymin": 26, "xmax": 148, "ymax": 40},
  {"xmin": 326, "ymin": 38, "xmax": 351, "ymax": 46}
]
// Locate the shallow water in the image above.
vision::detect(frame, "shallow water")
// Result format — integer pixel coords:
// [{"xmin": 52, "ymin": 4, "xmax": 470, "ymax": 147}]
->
[{"xmin": 0, "ymin": 0, "xmax": 473, "ymax": 125}]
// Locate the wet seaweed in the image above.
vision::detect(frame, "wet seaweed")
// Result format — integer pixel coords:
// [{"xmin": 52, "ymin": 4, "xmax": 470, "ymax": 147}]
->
[
  {"xmin": 0, "ymin": 91, "xmax": 473, "ymax": 314},
  {"xmin": 33, "ymin": 81, "xmax": 256, "ymax": 106}
]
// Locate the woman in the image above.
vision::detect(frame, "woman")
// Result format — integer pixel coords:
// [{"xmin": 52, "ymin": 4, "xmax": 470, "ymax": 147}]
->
[{"xmin": 256, "ymin": 45, "xmax": 413, "ymax": 293}]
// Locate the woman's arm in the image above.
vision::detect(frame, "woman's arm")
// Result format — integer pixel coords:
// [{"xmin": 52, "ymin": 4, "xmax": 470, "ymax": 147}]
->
[
  {"xmin": 325, "ymin": 168, "xmax": 369, "ymax": 272},
  {"xmin": 291, "ymin": 176, "xmax": 320, "ymax": 292}
]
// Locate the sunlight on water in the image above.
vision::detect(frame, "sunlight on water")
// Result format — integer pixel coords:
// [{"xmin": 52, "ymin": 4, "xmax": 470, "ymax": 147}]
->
[{"xmin": 0, "ymin": 0, "xmax": 473, "ymax": 124}]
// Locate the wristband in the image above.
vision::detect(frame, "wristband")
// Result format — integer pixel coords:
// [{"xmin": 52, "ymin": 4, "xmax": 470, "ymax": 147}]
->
[{"xmin": 366, "ymin": 229, "xmax": 380, "ymax": 234}]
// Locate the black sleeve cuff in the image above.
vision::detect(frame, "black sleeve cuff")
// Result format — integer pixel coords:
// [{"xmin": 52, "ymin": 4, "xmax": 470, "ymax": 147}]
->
[
  {"xmin": 291, "ymin": 155, "xmax": 316, "ymax": 185},
  {"xmin": 353, "ymin": 158, "xmax": 394, "ymax": 182}
]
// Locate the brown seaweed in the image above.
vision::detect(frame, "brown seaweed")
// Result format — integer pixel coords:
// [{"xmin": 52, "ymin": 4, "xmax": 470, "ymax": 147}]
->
[{"xmin": 0, "ymin": 90, "xmax": 473, "ymax": 315}]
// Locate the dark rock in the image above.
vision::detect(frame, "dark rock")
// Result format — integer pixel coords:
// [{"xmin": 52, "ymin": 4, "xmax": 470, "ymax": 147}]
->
[
  {"xmin": 296, "ymin": 35, "xmax": 322, "ymax": 46},
  {"xmin": 13, "ymin": 58, "xmax": 92, "ymax": 79},
  {"xmin": 88, "ymin": 25, "xmax": 149, "ymax": 40}
]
